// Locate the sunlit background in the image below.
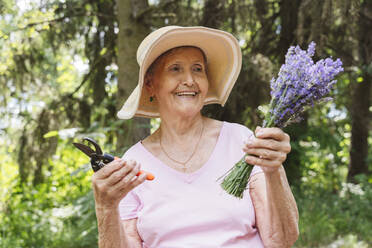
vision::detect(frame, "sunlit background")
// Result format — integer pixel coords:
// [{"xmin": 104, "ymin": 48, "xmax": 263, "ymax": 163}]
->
[{"xmin": 1, "ymin": 0, "xmax": 371, "ymax": 247}]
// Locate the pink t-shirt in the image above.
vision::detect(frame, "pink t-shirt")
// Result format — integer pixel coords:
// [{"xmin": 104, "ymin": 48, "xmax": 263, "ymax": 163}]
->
[{"xmin": 118, "ymin": 121, "xmax": 264, "ymax": 248}]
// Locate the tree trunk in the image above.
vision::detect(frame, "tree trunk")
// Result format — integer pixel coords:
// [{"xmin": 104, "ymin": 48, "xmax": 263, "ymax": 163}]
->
[
  {"xmin": 200, "ymin": 0, "xmax": 226, "ymax": 28},
  {"xmin": 348, "ymin": 0, "xmax": 372, "ymax": 182},
  {"xmin": 116, "ymin": 0, "xmax": 150, "ymax": 153},
  {"xmin": 277, "ymin": 0, "xmax": 303, "ymax": 185},
  {"xmin": 200, "ymin": 0, "xmax": 235, "ymax": 121},
  {"xmin": 278, "ymin": 0, "xmax": 301, "ymax": 62}
]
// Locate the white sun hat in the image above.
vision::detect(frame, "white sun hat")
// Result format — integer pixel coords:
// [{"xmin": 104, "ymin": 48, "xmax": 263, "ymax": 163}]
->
[{"xmin": 117, "ymin": 26, "xmax": 242, "ymax": 119}]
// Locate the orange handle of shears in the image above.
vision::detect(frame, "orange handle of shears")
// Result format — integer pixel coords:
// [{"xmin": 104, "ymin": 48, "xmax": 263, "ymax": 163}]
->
[{"xmin": 114, "ymin": 157, "xmax": 155, "ymax": 180}]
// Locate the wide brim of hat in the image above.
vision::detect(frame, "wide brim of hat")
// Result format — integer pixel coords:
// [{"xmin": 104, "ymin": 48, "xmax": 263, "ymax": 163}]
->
[{"xmin": 117, "ymin": 26, "xmax": 242, "ymax": 119}]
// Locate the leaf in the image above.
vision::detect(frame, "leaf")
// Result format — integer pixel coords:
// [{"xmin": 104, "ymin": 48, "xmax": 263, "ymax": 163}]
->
[
  {"xmin": 99, "ymin": 47, "xmax": 107, "ymax": 56},
  {"xmin": 43, "ymin": 130, "xmax": 59, "ymax": 138}
]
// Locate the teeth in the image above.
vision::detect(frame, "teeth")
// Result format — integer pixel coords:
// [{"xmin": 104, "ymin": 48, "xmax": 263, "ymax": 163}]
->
[{"xmin": 176, "ymin": 92, "xmax": 197, "ymax": 96}]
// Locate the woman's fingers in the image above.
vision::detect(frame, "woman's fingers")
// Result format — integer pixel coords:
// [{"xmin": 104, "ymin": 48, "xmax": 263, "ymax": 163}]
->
[
  {"xmin": 110, "ymin": 162, "xmax": 146, "ymax": 193},
  {"xmin": 244, "ymin": 154, "xmax": 283, "ymax": 174},
  {"xmin": 255, "ymin": 127, "xmax": 289, "ymax": 141},
  {"xmin": 124, "ymin": 173, "xmax": 147, "ymax": 192},
  {"xmin": 244, "ymin": 147, "xmax": 286, "ymax": 162},
  {"xmin": 105, "ymin": 160, "xmax": 137, "ymax": 186},
  {"xmin": 244, "ymin": 137, "xmax": 282, "ymax": 151},
  {"xmin": 94, "ymin": 158, "xmax": 125, "ymax": 180},
  {"xmin": 242, "ymin": 127, "xmax": 291, "ymax": 173},
  {"xmin": 244, "ymin": 154, "xmax": 282, "ymax": 169},
  {"xmin": 244, "ymin": 129, "xmax": 291, "ymax": 154},
  {"xmin": 96, "ymin": 160, "xmax": 147, "ymax": 206},
  {"xmin": 93, "ymin": 159, "xmax": 140, "ymax": 189},
  {"xmin": 122, "ymin": 160, "xmax": 141, "ymax": 184}
]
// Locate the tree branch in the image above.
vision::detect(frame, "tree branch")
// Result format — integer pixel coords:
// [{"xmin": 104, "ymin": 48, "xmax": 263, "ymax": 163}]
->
[{"xmin": 11, "ymin": 12, "xmax": 115, "ymax": 33}]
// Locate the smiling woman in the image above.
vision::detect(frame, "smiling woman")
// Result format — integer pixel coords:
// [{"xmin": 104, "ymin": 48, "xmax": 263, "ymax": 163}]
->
[
  {"xmin": 144, "ymin": 47, "xmax": 209, "ymax": 119},
  {"xmin": 92, "ymin": 26, "xmax": 299, "ymax": 248}
]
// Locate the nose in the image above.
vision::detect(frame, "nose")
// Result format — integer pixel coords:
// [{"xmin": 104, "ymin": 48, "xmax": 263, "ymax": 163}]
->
[{"xmin": 182, "ymin": 70, "xmax": 194, "ymax": 86}]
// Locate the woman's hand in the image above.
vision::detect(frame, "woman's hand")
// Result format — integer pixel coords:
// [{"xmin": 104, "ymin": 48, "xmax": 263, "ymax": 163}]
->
[
  {"xmin": 243, "ymin": 126, "xmax": 291, "ymax": 174},
  {"xmin": 92, "ymin": 159, "xmax": 147, "ymax": 210}
]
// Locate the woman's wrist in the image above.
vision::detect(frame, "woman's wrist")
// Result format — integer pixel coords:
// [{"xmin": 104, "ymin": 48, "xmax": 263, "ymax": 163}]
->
[
  {"xmin": 263, "ymin": 166, "xmax": 286, "ymax": 189},
  {"xmin": 95, "ymin": 203, "xmax": 120, "ymax": 214},
  {"xmin": 261, "ymin": 164, "xmax": 282, "ymax": 175}
]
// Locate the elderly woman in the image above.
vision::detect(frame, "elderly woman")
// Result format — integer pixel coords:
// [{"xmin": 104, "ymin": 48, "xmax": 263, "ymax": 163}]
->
[{"xmin": 92, "ymin": 26, "xmax": 299, "ymax": 248}]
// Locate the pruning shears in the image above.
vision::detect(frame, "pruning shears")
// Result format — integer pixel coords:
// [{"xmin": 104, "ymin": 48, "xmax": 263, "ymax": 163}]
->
[{"xmin": 73, "ymin": 137, "xmax": 154, "ymax": 180}]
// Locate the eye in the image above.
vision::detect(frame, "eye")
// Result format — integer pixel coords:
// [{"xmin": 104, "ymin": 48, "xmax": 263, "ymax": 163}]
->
[
  {"xmin": 169, "ymin": 64, "xmax": 180, "ymax": 72},
  {"xmin": 193, "ymin": 64, "xmax": 203, "ymax": 72}
]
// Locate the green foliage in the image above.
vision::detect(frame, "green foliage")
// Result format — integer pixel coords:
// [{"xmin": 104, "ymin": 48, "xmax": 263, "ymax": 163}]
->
[
  {"xmin": 1, "ymin": 0, "xmax": 371, "ymax": 247},
  {"xmin": 0, "ymin": 139, "xmax": 98, "ymax": 247},
  {"xmin": 294, "ymin": 176, "xmax": 372, "ymax": 247}
]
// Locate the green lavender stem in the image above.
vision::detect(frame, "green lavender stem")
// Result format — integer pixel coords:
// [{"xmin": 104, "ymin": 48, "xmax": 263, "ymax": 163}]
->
[
  {"xmin": 221, "ymin": 112, "xmax": 273, "ymax": 198},
  {"xmin": 220, "ymin": 157, "xmax": 253, "ymax": 198}
]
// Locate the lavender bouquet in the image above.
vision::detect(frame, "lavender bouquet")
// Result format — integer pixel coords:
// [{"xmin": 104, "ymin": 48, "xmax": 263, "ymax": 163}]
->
[{"xmin": 220, "ymin": 42, "xmax": 344, "ymax": 198}]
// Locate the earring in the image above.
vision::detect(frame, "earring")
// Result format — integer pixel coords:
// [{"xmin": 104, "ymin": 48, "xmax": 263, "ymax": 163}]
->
[{"xmin": 150, "ymin": 96, "xmax": 154, "ymax": 102}]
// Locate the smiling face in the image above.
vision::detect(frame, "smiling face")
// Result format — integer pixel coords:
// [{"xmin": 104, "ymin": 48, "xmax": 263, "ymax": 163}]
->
[{"xmin": 145, "ymin": 47, "xmax": 209, "ymax": 119}]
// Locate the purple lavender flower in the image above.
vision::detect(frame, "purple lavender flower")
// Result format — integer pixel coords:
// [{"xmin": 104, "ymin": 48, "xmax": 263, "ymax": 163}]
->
[
  {"xmin": 265, "ymin": 42, "xmax": 343, "ymax": 128},
  {"xmin": 221, "ymin": 41, "xmax": 344, "ymax": 198}
]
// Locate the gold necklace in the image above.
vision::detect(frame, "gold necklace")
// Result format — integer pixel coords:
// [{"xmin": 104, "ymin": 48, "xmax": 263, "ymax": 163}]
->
[{"xmin": 159, "ymin": 119, "xmax": 204, "ymax": 167}]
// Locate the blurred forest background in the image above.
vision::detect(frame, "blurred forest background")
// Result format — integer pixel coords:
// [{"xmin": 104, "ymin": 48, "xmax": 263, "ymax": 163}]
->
[{"xmin": 0, "ymin": 0, "xmax": 371, "ymax": 247}]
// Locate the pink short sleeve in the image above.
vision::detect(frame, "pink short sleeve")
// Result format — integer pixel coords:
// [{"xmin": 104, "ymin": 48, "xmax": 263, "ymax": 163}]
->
[{"xmin": 118, "ymin": 190, "xmax": 141, "ymax": 220}]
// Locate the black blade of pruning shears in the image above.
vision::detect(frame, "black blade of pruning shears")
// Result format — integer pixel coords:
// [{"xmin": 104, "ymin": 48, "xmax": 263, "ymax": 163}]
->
[{"xmin": 73, "ymin": 137, "xmax": 116, "ymax": 172}]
